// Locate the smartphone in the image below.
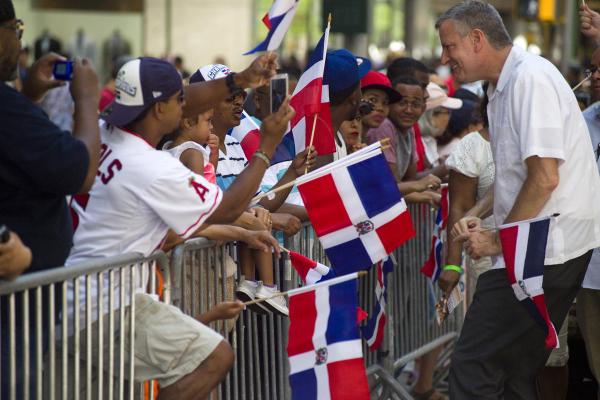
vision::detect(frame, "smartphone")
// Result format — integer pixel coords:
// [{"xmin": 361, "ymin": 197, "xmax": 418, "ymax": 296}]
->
[
  {"xmin": 53, "ymin": 60, "xmax": 74, "ymax": 81},
  {"xmin": 270, "ymin": 73, "xmax": 289, "ymax": 114},
  {"xmin": 0, "ymin": 225, "xmax": 9, "ymax": 244}
]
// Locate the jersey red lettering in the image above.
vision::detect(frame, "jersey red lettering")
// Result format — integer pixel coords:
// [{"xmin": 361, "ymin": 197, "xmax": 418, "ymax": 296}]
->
[
  {"xmin": 190, "ymin": 178, "xmax": 209, "ymax": 202},
  {"xmin": 101, "ymin": 159, "xmax": 123, "ymax": 185}
]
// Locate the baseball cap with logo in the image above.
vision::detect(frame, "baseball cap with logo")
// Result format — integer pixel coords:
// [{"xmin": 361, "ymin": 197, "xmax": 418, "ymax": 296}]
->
[
  {"xmin": 360, "ymin": 71, "xmax": 402, "ymax": 103},
  {"xmin": 189, "ymin": 64, "xmax": 232, "ymax": 83},
  {"xmin": 324, "ymin": 49, "xmax": 371, "ymax": 95},
  {"xmin": 101, "ymin": 57, "xmax": 183, "ymax": 127}
]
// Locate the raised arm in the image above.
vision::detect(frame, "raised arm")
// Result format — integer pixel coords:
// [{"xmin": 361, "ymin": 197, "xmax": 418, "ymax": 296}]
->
[{"xmin": 183, "ymin": 53, "xmax": 278, "ymax": 118}]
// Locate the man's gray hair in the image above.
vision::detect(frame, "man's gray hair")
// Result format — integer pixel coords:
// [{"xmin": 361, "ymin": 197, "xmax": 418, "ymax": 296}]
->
[{"xmin": 435, "ymin": 1, "xmax": 512, "ymax": 49}]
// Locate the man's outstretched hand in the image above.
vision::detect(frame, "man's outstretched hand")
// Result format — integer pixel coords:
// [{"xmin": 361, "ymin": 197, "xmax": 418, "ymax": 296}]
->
[
  {"xmin": 236, "ymin": 52, "xmax": 279, "ymax": 89},
  {"xmin": 581, "ymin": 3, "xmax": 600, "ymax": 45}
]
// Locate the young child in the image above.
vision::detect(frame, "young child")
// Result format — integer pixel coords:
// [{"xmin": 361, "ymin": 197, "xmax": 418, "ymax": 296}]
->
[{"xmin": 163, "ymin": 109, "xmax": 219, "ymax": 182}]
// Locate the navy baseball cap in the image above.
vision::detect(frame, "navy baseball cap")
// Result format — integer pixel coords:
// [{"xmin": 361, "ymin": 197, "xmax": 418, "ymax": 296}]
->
[
  {"xmin": 324, "ymin": 49, "xmax": 371, "ymax": 95},
  {"xmin": 101, "ymin": 57, "xmax": 183, "ymax": 127}
]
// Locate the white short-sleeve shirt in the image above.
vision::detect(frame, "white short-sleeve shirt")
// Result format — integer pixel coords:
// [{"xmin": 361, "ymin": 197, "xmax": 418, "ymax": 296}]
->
[
  {"xmin": 445, "ymin": 131, "xmax": 494, "ymax": 201},
  {"xmin": 487, "ymin": 46, "xmax": 600, "ymax": 268},
  {"xmin": 65, "ymin": 122, "xmax": 222, "ymax": 328}
]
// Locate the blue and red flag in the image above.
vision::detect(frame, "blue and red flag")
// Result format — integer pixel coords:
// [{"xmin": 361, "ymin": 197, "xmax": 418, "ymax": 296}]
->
[
  {"xmin": 281, "ymin": 21, "xmax": 335, "ymax": 158},
  {"xmin": 287, "ymin": 274, "xmax": 370, "ymax": 400},
  {"xmin": 229, "ymin": 111, "xmax": 261, "ymax": 161},
  {"xmin": 245, "ymin": 0, "xmax": 299, "ymax": 55},
  {"xmin": 499, "ymin": 215, "xmax": 558, "ymax": 349},
  {"xmin": 290, "ymin": 251, "xmax": 336, "ymax": 285},
  {"xmin": 420, "ymin": 187, "xmax": 449, "ymax": 282},
  {"xmin": 296, "ymin": 149, "xmax": 415, "ymax": 274},
  {"xmin": 361, "ymin": 256, "xmax": 395, "ymax": 351}
]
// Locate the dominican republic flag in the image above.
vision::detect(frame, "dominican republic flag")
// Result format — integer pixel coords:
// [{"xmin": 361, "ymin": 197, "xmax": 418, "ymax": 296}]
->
[
  {"xmin": 287, "ymin": 273, "xmax": 370, "ymax": 400},
  {"xmin": 499, "ymin": 215, "xmax": 558, "ymax": 349},
  {"xmin": 296, "ymin": 148, "xmax": 415, "ymax": 274},
  {"xmin": 229, "ymin": 111, "xmax": 261, "ymax": 161},
  {"xmin": 420, "ymin": 186, "xmax": 449, "ymax": 282},
  {"xmin": 361, "ymin": 256, "xmax": 395, "ymax": 351},
  {"xmin": 245, "ymin": 0, "xmax": 299, "ymax": 55},
  {"xmin": 290, "ymin": 251, "xmax": 336, "ymax": 285},
  {"xmin": 280, "ymin": 21, "xmax": 335, "ymax": 158}
]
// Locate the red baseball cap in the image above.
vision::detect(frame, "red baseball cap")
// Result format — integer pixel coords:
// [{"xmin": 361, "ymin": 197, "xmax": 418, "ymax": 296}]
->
[{"xmin": 360, "ymin": 71, "xmax": 403, "ymax": 103}]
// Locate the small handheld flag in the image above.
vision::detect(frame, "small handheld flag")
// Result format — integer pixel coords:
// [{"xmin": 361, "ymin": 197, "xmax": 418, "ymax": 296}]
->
[
  {"xmin": 499, "ymin": 215, "xmax": 558, "ymax": 349},
  {"xmin": 361, "ymin": 256, "xmax": 395, "ymax": 351},
  {"xmin": 421, "ymin": 187, "xmax": 449, "ymax": 282},
  {"xmin": 245, "ymin": 0, "xmax": 299, "ymax": 55},
  {"xmin": 287, "ymin": 274, "xmax": 370, "ymax": 400},
  {"xmin": 297, "ymin": 149, "xmax": 415, "ymax": 274},
  {"xmin": 290, "ymin": 251, "xmax": 336, "ymax": 284},
  {"xmin": 282, "ymin": 19, "xmax": 335, "ymax": 158}
]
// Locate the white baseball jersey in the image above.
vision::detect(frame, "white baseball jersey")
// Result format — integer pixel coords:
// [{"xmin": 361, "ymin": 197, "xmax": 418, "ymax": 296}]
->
[
  {"xmin": 67, "ymin": 122, "xmax": 222, "ymax": 264},
  {"xmin": 64, "ymin": 121, "xmax": 222, "ymax": 331}
]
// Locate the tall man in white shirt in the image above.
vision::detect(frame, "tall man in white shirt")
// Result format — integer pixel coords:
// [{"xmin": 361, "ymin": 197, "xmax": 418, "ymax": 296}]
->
[{"xmin": 437, "ymin": 1, "xmax": 600, "ymax": 398}]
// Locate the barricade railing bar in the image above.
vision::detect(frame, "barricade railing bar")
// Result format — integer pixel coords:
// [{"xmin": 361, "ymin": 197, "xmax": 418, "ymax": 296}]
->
[
  {"xmin": 0, "ymin": 203, "xmax": 462, "ymax": 399},
  {"xmin": 0, "ymin": 251, "xmax": 169, "ymax": 400}
]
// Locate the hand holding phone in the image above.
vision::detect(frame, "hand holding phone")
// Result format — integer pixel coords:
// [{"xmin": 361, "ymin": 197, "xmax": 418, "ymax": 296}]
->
[
  {"xmin": 270, "ymin": 73, "xmax": 289, "ymax": 114},
  {"xmin": 53, "ymin": 60, "xmax": 74, "ymax": 81}
]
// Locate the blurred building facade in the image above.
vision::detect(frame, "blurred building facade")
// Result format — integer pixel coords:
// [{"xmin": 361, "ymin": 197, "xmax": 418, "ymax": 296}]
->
[{"xmin": 11, "ymin": 0, "xmax": 593, "ymax": 78}]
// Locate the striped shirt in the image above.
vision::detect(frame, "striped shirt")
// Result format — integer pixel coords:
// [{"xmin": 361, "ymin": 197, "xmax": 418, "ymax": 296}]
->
[{"xmin": 216, "ymin": 134, "xmax": 250, "ymax": 191}]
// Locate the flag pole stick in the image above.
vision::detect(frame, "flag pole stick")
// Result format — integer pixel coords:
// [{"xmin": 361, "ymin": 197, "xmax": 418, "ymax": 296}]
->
[
  {"xmin": 279, "ymin": 245, "xmax": 290, "ymax": 253},
  {"xmin": 572, "ymin": 73, "xmax": 591, "ymax": 91},
  {"xmin": 304, "ymin": 114, "xmax": 319, "ymax": 175},
  {"xmin": 242, "ymin": 270, "xmax": 367, "ymax": 306}
]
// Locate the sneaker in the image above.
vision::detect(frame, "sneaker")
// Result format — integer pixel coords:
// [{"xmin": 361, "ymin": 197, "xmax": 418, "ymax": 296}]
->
[
  {"xmin": 255, "ymin": 283, "xmax": 289, "ymax": 316},
  {"xmin": 235, "ymin": 278, "xmax": 269, "ymax": 314}
]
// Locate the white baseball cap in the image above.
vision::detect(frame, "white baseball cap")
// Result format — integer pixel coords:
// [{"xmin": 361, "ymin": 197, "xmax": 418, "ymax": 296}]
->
[{"xmin": 425, "ymin": 82, "xmax": 462, "ymax": 111}]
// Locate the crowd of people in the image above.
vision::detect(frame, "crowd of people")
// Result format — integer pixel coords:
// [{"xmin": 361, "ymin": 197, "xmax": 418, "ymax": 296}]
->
[{"xmin": 4, "ymin": 0, "xmax": 600, "ymax": 398}]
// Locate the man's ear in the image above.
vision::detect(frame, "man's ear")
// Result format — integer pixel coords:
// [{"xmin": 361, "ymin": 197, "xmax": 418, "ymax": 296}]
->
[
  {"xmin": 154, "ymin": 101, "xmax": 166, "ymax": 120},
  {"xmin": 470, "ymin": 28, "xmax": 485, "ymax": 53}
]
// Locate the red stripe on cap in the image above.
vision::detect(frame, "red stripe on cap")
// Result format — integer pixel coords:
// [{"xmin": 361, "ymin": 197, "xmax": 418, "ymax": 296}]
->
[
  {"xmin": 298, "ymin": 174, "xmax": 353, "ymax": 237},
  {"xmin": 376, "ymin": 210, "xmax": 415, "ymax": 254},
  {"xmin": 287, "ymin": 289, "xmax": 317, "ymax": 356},
  {"xmin": 499, "ymin": 225, "xmax": 519, "ymax": 284},
  {"xmin": 328, "ymin": 358, "xmax": 370, "ymax": 400}
]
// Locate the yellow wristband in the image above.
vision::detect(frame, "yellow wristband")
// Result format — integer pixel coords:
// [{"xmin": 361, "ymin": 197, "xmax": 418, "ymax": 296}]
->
[{"xmin": 443, "ymin": 264, "xmax": 463, "ymax": 274}]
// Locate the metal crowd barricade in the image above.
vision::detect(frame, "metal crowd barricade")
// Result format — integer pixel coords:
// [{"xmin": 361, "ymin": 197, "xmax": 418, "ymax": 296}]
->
[
  {"xmin": 0, "ymin": 251, "xmax": 170, "ymax": 400},
  {"xmin": 169, "ymin": 238, "xmax": 294, "ymax": 400},
  {"xmin": 167, "ymin": 203, "xmax": 464, "ymax": 399}
]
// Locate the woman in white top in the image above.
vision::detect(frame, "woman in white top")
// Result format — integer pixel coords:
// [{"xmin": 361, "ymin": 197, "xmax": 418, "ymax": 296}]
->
[{"xmin": 442, "ymin": 94, "xmax": 494, "ymax": 306}]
